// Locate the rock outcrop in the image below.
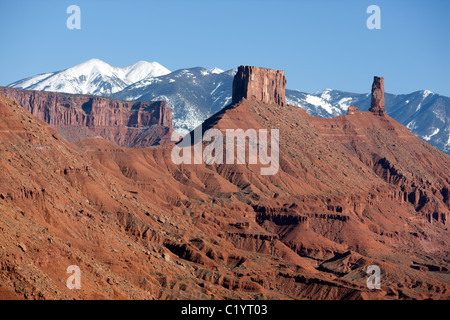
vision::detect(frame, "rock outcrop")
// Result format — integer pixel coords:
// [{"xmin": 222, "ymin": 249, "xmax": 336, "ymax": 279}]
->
[
  {"xmin": 347, "ymin": 105, "xmax": 359, "ymax": 115},
  {"xmin": 232, "ymin": 66, "xmax": 286, "ymax": 106},
  {"xmin": 369, "ymin": 76, "xmax": 385, "ymax": 115},
  {"xmin": 0, "ymin": 87, "xmax": 173, "ymax": 147},
  {"xmin": 0, "ymin": 68, "xmax": 449, "ymax": 301}
]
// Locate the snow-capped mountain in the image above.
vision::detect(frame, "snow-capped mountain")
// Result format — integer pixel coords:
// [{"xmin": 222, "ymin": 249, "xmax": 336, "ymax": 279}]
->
[
  {"xmin": 286, "ymin": 88, "xmax": 362, "ymax": 118},
  {"xmin": 8, "ymin": 59, "xmax": 170, "ymax": 96},
  {"xmin": 111, "ymin": 67, "xmax": 236, "ymax": 135},
  {"xmin": 286, "ymin": 88, "xmax": 450, "ymax": 154},
  {"xmin": 112, "ymin": 68, "xmax": 449, "ymax": 154},
  {"xmin": 7, "ymin": 60, "xmax": 449, "ymax": 154}
]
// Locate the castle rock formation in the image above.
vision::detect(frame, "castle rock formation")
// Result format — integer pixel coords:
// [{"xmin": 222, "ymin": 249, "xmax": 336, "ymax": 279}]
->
[{"xmin": 232, "ymin": 66, "xmax": 286, "ymax": 106}]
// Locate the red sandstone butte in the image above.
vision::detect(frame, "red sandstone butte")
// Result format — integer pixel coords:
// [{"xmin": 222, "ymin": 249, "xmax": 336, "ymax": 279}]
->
[{"xmin": 232, "ymin": 65, "xmax": 287, "ymax": 106}]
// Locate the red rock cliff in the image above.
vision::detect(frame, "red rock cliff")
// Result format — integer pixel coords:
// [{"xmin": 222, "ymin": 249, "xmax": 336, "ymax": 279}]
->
[
  {"xmin": 232, "ymin": 66, "xmax": 286, "ymax": 106},
  {"xmin": 0, "ymin": 87, "xmax": 173, "ymax": 147}
]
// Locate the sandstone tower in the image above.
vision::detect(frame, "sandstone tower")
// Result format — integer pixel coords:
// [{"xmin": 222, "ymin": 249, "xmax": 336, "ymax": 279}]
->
[
  {"xmin": 369, "ymin": 76, "xmax": 385, "ymax": 116},
  {"xmin": 232, "ymin": 66, "xmax": 287, "ymax": 106}
]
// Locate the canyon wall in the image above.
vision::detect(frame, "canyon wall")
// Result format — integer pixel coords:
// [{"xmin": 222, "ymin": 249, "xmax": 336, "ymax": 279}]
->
[{"xmin": 0, "ymin": 87, "xmax": 173, "ymax": 147}]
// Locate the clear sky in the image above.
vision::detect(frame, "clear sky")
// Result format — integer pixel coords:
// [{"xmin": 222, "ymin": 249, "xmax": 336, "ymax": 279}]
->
[{"xmin": 0, "ymin": 0, "xmax": 449, "ymax": 95}]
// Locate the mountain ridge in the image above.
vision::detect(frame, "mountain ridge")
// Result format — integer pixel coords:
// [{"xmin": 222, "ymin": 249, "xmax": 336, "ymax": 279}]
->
[
  {"xmin": 8, "ymin": 59, "xmax": 449, "ymax": 154},
  {"xmin": 8, "ymin": 59, "xmax": 171, "ymax": 96}
]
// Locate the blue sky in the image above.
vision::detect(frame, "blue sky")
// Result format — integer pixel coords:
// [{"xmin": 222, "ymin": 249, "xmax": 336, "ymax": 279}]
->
[{"xmin": 0, "ymin": 0, "xmax": 449, "ymax": 95}]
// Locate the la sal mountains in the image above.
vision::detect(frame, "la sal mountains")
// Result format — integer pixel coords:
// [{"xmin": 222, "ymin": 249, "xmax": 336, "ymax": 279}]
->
[
  {"xmin": 6, "ymin": 59, "xmax": 449, "ymax": 155},
  {"xmin": 8, "ymin": 59, "xmax": 171, "ymax": 96}
]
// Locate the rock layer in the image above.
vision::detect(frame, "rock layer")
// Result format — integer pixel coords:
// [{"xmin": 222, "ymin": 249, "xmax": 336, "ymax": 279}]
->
[
  {"xmin": 369, "ymin": 76, "xmax": 385, "ymax": 115},
  {"xmin": 0, "ymin": 68, "xmax": 449, "ymax": 301},
  {"xmin": 0, "ymin": 87, "xmax": 173, "ymax": 147},
  {"xmin": 232, "ymin": 66, "xmax": 286, "ymax": 106}
]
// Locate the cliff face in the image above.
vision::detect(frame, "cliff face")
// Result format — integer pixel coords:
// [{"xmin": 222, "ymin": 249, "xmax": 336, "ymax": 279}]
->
[
  {"xmin": 0, "ymin": 68, "xmax": 449, "ymax": 300},
  {"xmin": 0, "ymin": 87, "xmax": 173, "ymax": 147},
  {"xmin": 232, "ymin": 65, "xmax": 286, "ymax": 106},
  {"xmin": 308, "ymin": 107, "xmax": 449, "ymax": 225},
  {"xmin": 369, "ymin": 76, "xmax": 385, "ymax": 115}
]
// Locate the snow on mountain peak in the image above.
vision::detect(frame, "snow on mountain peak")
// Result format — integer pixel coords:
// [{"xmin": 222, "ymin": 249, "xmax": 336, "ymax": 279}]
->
[
  {"xmin": 209, "ymin": 67, "xmax": 224, "ymax": 74},
  {"xmin": 320, "ymin": 89, "xmax": 333, "ymax": 101},
  {"xmin": 66, "ymin": 58, "xmax": 115, "ymax": 78},
  {"xmin": 422, "ymin": 89, "xmax": 434, "ymax": 97},
  {"xmin": 8, "ymin": 58, "xmax": 171, "ymax": 95},
  {"xmin": 124, "ymin": 61, "xmax": 171, "ymax": 83}
]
